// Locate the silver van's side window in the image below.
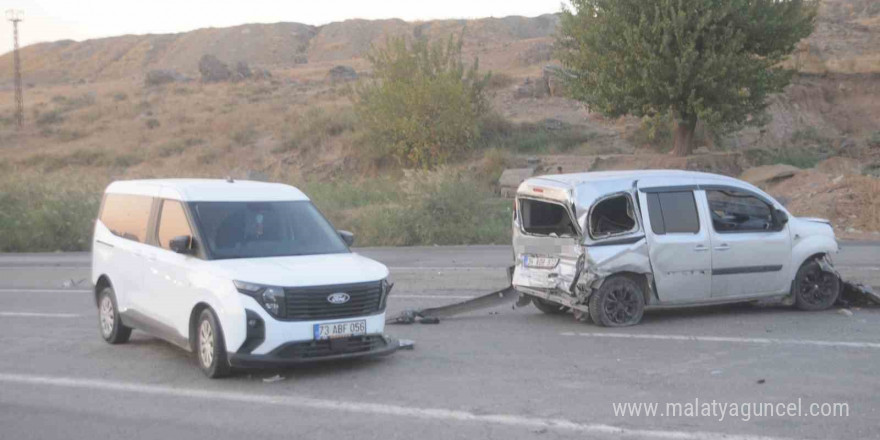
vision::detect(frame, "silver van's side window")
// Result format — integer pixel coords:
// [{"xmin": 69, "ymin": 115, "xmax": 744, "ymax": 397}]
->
[
  {"xmin": 589, "ymin": 194, "xmax": 637, "ymax": 238},
  {"xmin": 706, "ymin": 190, "xmax": 774, "ymax": 233},
  {"xmin": 646, "ymin": 191, "xmax": 700, "ymax": 235},
  {"xmin": 99, "ymin": 193, "xmax": 153, "ymax": 243}
]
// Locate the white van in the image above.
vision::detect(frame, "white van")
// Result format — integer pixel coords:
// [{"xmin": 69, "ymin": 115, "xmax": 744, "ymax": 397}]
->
[{"xmin": 92, "ymin": 179, "xmax": 397, "ymax": 377}]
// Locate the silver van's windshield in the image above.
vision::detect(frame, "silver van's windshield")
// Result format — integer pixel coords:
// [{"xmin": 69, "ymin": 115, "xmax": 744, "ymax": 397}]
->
[{"xmin": 189, "ymin": 200, "xmax": 349, "ymax": 260}]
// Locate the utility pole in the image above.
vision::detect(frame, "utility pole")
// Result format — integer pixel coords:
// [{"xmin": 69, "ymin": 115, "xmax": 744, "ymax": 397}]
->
[{"xmin": 6, "ymin": 9, "xmax": 23, "ymax": 129}]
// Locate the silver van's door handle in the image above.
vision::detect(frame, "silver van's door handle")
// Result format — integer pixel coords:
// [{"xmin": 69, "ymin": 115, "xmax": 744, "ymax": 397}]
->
[
  {"xmin": 694, "ymin": 245, "xmax": 709, "ymax": 252},
  {"xmin": 714, "ymin": 244, "xmax": 730, "ymax": 251}
]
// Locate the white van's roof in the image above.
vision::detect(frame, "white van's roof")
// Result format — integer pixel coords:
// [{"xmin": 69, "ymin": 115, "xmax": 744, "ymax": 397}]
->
[{"xmin": 104, "ymin": 179, "xmax": 309, "ymax": 202}]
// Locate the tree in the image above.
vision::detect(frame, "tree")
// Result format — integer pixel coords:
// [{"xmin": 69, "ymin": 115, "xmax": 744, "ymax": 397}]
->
[
  {"xmin": 557, "ymin": 0, "xmax": 817, "ymax": 156},
  {"xmin": 355, "ymin": 35, "xmax": 490, "ymax": 169}
]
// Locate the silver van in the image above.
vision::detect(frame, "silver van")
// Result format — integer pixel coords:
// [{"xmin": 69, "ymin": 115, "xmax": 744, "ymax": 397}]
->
[{"xmin": 512, "ymin": 170, "xmax": 841, "ymax": 326}]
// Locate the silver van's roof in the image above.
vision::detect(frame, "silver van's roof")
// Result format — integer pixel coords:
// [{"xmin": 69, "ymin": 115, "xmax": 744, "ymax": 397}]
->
[
  {"xmin": 518, "ymin": 170, "xmax": 777, "ymax": 229},
  {"xmin": 531, "ymin": 169, "xmax": 744, "ymax": 187},
  {"xmin": 104, "ymin": 179, "xmax": 309, "ymax": 202}
]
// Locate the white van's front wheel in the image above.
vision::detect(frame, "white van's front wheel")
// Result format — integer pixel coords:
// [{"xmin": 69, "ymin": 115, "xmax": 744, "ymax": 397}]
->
[
  {"xmin": 97, "ymin": 287, "xmax": 132, "ymax": 344},
  {"xmin": 196, "ymin": 309, "xmax": 230, "ymax": 378}
]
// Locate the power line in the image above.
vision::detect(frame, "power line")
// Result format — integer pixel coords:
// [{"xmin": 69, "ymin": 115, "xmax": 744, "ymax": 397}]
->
[{"xmin": 6, "ymin": 9, "xmax": 24, "ymax": 129}]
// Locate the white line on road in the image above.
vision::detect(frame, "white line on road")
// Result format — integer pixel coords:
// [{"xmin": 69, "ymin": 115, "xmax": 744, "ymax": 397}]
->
[
  {"xmin": 393, "ymin": 294, "xmax": 475, "ymax": 300},
  {"xmin": 0, "ymin": 312, "xmax": 80, "ymax": 318},
  {"xmin": 561, "ymin": 332, "xmax": 880, "ymax": 349},
  {"xmin": 0, "ymin": 289, "xmax": 90, "ymax": 294},
  {"xmin": 0, "ymin": 373, "xmax": 792, "ymax": 440}
]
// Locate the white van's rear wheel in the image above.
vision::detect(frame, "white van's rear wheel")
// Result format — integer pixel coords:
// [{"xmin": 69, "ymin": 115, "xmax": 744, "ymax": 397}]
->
[
  {"xmin": 196, "ymin": 309, "xmax": 230, "ymax": 378},
  {"xmin": 97, "ymin": 287, "xmax": 131, "ymax": 344}
]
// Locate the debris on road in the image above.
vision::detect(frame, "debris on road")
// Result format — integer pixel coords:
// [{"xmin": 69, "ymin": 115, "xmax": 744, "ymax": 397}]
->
[
  {"xmin": 837, "ymin": 308, "xmax": 854, "ymax": 317},
  {"xmin": 398, "ymin": 339, "xmax": 415, "ymax": 350},
  {"xmin": 816, "ymin": 257, "xmax": 879, "ymax": 307},
  {"xmin": 262, "ymin": 374, "xmax": 286, "ymax": 383},
  {"xmin": 388, "ymin": 268, "xmax": 520, "ymax": 324},
  {"xmin": 839, "ymin": 281, "xmax": 880, "ymax": 306},
  {"xmin": 388, "ymin": 285, "xmax": 519, "ymax": 324}
]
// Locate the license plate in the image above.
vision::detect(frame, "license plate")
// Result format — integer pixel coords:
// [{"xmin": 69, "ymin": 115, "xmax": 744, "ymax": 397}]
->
[
  {"xmin": 523, "ymin": 255, "xmax": 559, "ymax": 269},
  {"xmin": 314, "ymin": 320, "xmax": 367, "ymax": 340}
]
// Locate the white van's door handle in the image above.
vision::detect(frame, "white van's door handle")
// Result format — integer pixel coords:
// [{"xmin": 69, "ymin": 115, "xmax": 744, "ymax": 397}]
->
[
  {"xmin": 714, "ymin": 244, "xmax": 730, "ymax": 251},
  {"xmin": 694, "ymin": 245, "xmax": 709, "ymax": 252}
]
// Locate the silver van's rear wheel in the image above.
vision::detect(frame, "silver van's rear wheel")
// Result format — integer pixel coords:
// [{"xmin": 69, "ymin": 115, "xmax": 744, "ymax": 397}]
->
[
  {"xmin": 589, "ymin": 276, "xmax": 645, "ymax": 327},
  {"xmin": 97, "ymin": 287, "xmax": 131, "ymax": 344}
]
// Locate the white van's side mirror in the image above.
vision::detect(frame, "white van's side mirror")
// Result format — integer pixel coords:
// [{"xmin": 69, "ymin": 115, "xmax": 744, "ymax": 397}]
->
[
  {"xmin": 169, "ymin": 235, "xmax": 194, "ymax": 254},
  {"xmin": 338, "ymin": 230, "xmax": 355, "ymax": 247}
]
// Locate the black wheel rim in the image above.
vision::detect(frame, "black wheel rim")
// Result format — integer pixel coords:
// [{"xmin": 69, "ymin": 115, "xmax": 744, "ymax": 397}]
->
[
  {"xmin": 800, "ymin": 266, "xmax": 837, "ymax": 306},
  {"xmin": 603, "ymin": 285, "xmax": 640, "ymax": 324}
]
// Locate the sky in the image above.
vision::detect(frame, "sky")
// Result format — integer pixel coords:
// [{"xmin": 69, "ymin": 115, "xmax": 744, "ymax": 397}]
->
[{"xmin": 0, "ymin": 0, "xmax": 568, "ymax": 55}]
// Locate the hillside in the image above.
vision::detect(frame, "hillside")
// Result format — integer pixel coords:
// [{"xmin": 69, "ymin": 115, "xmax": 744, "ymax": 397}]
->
[
  {"xmin": 0, "ymin": 15, "xmax": 559, "ymax": 85},
  {"xmin": 0, "ymin": 1, "xmax": 878, "ymax": 251}
]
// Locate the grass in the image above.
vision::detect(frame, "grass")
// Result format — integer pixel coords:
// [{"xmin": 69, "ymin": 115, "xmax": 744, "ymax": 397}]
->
[
  {"xmin": 0, "ymin": 177, "xmax": 102, "ymax": 252},
  {"xmin": 304, "ymin": 171, "xmax": 511, "ymax": 246},
  {"xmin": 0, "ymin": 171, "xmax": 511, "ymax": 252},
  {"xmin": 480, "ymin": 114, "xmax": 598, "ymax": 153}
]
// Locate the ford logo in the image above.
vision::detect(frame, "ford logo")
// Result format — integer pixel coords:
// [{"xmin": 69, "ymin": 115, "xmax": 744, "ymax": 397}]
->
[{"xmin": 327, "ymin": 292, "xmax": 350, "ymax": 304}]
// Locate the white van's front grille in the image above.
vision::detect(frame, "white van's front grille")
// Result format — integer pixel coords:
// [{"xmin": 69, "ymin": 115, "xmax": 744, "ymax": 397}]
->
[{"xmin": 283, "ymin": 281, "xmax": 383, "ymax": 320}]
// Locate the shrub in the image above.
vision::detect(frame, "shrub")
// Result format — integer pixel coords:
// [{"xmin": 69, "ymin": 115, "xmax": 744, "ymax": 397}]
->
[
  {"xmin": 303, "ymin": 171, "xmax": 511, "ymax": 246},
  {"xmin": 480, "ymin": 114, "xmax": 597, "ymax": 153},
  {"xmin": 0, "ymin": 178, "xmax": 101, "ymax": 252},
  {"xmin": 232, "ymin": 127, "xmax": 258, "ymax": 146},
  {"xmin": 36, "ymin": 110, "xmax": 64, "ymax": 126},
  {"xmin": 273, "ymin": 107, "xmax": 356, "ymax": 154},
  {"xmin": 145, "ymin": 118, "xmax": 160, "ymax": 129},
  {"xmin": 355, "ymin": 34, "xmax": 490, "ymax": 169},
  {"xmin": 868, "ymin": 131, "xmax": 880, "ymax": 149},
  {"xmin": 112, "ymin": 92, "xmax": 128, "ymax": 102}
]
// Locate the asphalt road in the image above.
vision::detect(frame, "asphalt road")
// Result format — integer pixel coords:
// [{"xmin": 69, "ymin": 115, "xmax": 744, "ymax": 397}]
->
[{"xmin": 0, "ymin": 243, "xmax": 878, "ymax": 440}]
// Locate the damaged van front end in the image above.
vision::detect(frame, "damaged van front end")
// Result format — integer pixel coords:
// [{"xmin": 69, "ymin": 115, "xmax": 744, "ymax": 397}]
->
[{"xmin": 512, "ymin": 177, "xmax": 653, "ymax": 317}]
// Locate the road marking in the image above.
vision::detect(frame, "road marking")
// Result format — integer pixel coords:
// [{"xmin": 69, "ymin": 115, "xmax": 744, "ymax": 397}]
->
[
  {"xmin": 0, "ymin": 289, "xmax": 91, "ymax": 294},
  {"xmin": 0, "ymin": 312, "xmax": 80, "ymax": 318},
  {"xmin": 0, "ymin": 373, "xmax": 792, "ymax": 440},
  {"xmin": 389, "ymin": 266, "xmax": 503, "ymax": 271},
  {"xmin": 393, "ymin": 294, "xmax": 475, "ymax": 300},
  {"xmin": 562, "ymin": 332, "xmax": 880, "ymax": 349}
]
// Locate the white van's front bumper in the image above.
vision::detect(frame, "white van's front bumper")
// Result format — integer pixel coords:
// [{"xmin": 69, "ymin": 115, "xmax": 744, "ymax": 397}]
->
[{"xmin": 226, "ymin": 297, "xmax": 396, "ymax": 367}]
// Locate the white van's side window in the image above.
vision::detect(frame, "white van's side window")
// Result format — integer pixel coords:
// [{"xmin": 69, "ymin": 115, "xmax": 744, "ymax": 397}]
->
[
  {"xmin": 100, "ymin": 194, "xmax": 153, "ymax": 243},
  {"xmin": 157, "ymin": 200, "xmax": 193, "ymax": 250}
]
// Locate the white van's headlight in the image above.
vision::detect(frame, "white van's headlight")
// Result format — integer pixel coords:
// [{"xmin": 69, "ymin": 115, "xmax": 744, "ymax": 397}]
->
[{"xmin": 234, "ymin": 280, "xmax": 285, "ymax": 318}]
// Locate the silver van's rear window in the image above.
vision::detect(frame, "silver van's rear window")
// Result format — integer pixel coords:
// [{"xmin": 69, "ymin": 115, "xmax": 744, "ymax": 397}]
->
[{"xmin": 519, "ymin": 199, "xmax": 577, "ymax": 237}]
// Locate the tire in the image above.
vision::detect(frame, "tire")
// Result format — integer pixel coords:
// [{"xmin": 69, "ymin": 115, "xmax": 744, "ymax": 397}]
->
[
  {"xmin": 196, "ymin": 308, "xmax": 230, "ymax": 378},
  {"xmin": 794, "ymin": 259, "xmax": 840, "ymax": 311},
  {"xmin": 532, "ymin": 297, "xmax": 569, "ymax": 315},
  {"xmin": 589, "ymin": 276, "xmax": 645, "ymax": 327},
  {"xmin": 97, "ymin": 287, "xmax": 132, "ymax": 344}
]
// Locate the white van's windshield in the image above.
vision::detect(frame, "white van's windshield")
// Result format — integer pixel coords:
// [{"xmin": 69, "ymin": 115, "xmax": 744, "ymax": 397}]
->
[{"xmin": 190, "ymin": 200, "xmax": 349, "ymax": 260}]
